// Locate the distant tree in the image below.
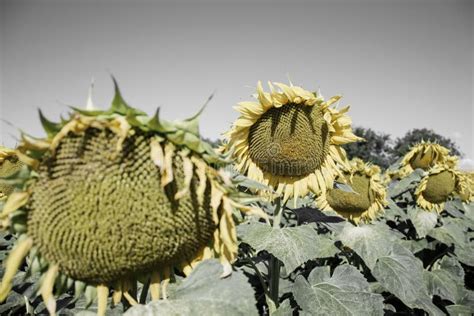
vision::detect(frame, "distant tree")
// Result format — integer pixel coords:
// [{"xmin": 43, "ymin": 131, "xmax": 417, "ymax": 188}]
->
[
  {"xmin": 343, "ymin": 127, "xmax": 392, "ymax": 169},
  {"xmin": 390, "ymin": 128, "xmax": 462, "ymax": 160}
]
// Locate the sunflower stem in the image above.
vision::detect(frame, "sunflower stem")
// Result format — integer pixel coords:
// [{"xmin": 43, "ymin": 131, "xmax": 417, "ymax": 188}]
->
[
  {"xmin": 272, "ymin": 197, "xmax": 283, "ymax": 228},
  {"xmin": 269, "ymin": 197, "xmax": 283, "ymax": 308},
  {"xmin": 139, "ymin": 279, "xmax": 150, "ymax": 304},
  {"xmin": 268, "ymin": 256, "xmax": 280, "ymax": 308}
]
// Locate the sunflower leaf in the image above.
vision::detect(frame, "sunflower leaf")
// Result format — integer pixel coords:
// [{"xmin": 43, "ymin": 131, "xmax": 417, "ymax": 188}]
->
[
  {"xmin": 388, "ymin": 169, "xmax": 424, "ymax": 197},
  {"xmin": 407, "ymin": 205, "xmax": 438, "ymax": 238},
  {"xmin": 446, "ymin": 305, "xmax": 474, "ymax": 316},
  {"xmin": 372, "ymin": 244, "xmax": 443, "ymax": 315},
  {"xmin": 292, "ymin": 264, "xmax": 384, "ymax": 316},
  {"xmin": 238, "ymin": 223, "xmax": 339, "ymax": 273},
  {"xmin": 337, "ymin": 223, "xmax": 400, "ymax": 269},
  {"xmin": 123, "ymin": 260, "xmax": 258, "ymax": 316},
  {"xmin": 423, "ymin": 256, "xmax": 465, "ymax": 303}
]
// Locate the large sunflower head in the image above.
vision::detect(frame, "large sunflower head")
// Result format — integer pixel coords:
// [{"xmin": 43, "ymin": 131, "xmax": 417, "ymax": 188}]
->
[
  {"xmin": 0, "ymin": 147, "xmax": 24, "ymax": 201},
  {"xmin": 390, "ymin": 142, "xmax": 453, "ymax": 179},
  {"xmin": 316, "ymin": 158, "xmax": 387, "ymax": 224},
  {"xmin": 415, "ymin": 163, "xmax": 472, "ymax": 212},
  {"xmin": 0, "ymin": 80, "xmax": 264, "ymax": 315},
  {"xmin": 224, "ymin": 81, "xmax": 362, "ymax": 204}
]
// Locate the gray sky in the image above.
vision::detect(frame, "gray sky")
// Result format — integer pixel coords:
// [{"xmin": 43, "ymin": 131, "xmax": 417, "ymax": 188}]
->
[{"xmin": 1, "ymin": 0, "xmax": 473, "ymax": 160}]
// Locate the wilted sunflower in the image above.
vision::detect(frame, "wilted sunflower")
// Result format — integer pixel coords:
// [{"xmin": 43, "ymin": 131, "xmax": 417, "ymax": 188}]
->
[
  {"xmin": 389, "ymin": 142, "xmax": 453, "ymax": 179},
  {"xmin": 459, "ymin": 172, "xmax": 474, "ymax": 201},
  {"xmin": 0, "ymin": 147, "xmax": 24, "ymax": 201},
  {"xmin": 224, "ymin": 81, "xmax": 362, "ymax": 204},
  {"xmin": 316, "ymin": 158, "xmax": 387, "ymax": 224},
  {"xmin": 0, "ymin": 80, "xmax": 264, "ymax": 315},
  {"xmin": 415, "ymin": 163, "xmax": 472, "ymax": 212}
]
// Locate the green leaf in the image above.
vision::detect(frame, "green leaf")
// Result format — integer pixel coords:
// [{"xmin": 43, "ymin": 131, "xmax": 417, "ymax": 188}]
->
[
  {"xmin": 407, "ymin": 206, "xmax": 438, "ymax": 238},
  {"xmin": 446, "ymin": 304, "xmax": 474, "ymax": 316},
  {"xmin": 239, "ymin": 223, "xmax": 339, "ymax": 273},
  {"xmin": 272, "ymin": 300, "xmax": 293, "ymax": 316},
  {"xmin": 399, "ymin": 239, "xmax": 429, "ymax": 254},
  {"xmin": 372, "ymin": 244, "xmax": 443, "ymax": 315},
  {"xmin": 389, "ymin": 169, "xmax": 424, "ymax": 197},
  {"xmin": 124, "ymin": 260, "xmax": 258, "ymax": 316},
  {"xmin": 383, "ymin": 198, "xmax": 407, "ymax": 220},
  {"xmin": 428, "ymin": 219, "xmax": 467, "ymax": 247},
  {"xmin": 337, "ymin": 223, "xmax": 399, "ymax": 269},
  {"xmin": 423, "ymin": 256, "xmax": 465, "ymax": 303},
  {"xmin": 232, "ymin": 174, "xmax": 274, "ymax": 192},
  {"xmin": 292, "ymin": 264, "xmax": 384, "ymax": 316},
  {"xmin": 444, "ymin": 200, "xmax": 466, "ymax": 218},
  {"xmin": 464, "ymin": 203, "xmax": 474, "ymax": 221},
  {"xmin": 454, "ymin": 243, "xmax": 474, "ymax": 266},
  {"xmin": 424, "ymin": 256, "xmax": 465, "ymax": 303}
]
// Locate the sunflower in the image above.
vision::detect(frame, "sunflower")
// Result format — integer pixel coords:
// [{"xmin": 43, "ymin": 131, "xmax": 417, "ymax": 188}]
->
[
  {"xmin": 224, "ymin": 81, "xmax": 362, "ymax": 205},
  {"xmin": 415, "ymin": 163, "xmax": 472, "ymax": 212},
  {"xmin": 0, "ymin": 80, "xmax": 264, "ymax": 316},
  {"xmin": 459, "ymin": 172, "xmax": 474, "ymax": 201},
  {"xmin": 316, "ymin": 158, "xmax": 387, "ymax": 224},
  {"xmin": 389, "ymin": 142, "xmax": 453, "ymax": 179},
  {"xmin": 0, "ymin": 147, "xmax": 24, "ymax": 201}
]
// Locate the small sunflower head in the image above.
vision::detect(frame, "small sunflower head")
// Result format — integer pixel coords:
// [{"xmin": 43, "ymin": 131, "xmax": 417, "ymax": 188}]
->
[
  {"xmin": 225, "ymin": 81, "xmax": 362, "ymax": 204},
  {"xmin": 316, "ymin": 158, "xmax": 387, "ymax": 224},
  {"xmin": 457, "ymin": 172, "xmax": 473, "ymax": 201},
  {"xmin": 415, "ymin": 163, "xmax": 471, "ymax": 212},
  {"xmin": 391, "ymin": 142, "xmax": 453, "ymax": 179}
]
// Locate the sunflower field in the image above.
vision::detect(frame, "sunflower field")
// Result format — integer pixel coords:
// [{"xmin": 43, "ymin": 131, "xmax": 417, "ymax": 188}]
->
[{"xmin": 0, "ymin": 79, "xmax": 473, "ymax": 316}]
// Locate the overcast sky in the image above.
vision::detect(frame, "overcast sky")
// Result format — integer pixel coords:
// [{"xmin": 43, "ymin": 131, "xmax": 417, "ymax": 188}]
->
[{"xmin": 1, "ymin": 0, "xmax": 473, "ymax": 160}]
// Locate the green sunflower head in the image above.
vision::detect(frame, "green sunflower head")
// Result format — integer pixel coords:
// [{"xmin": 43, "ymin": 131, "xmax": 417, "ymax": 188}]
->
[
  {"xmin": 317, "ymin": 158, "xmax": 387, "ymax": 224},
  {"xmin": 0, "ymin": 78, "xmax": 264, "ymax": 315}
]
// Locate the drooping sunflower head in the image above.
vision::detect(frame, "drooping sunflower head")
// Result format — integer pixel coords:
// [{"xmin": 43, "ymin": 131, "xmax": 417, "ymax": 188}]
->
[
  {"xmin": 316, "ymin": 158, "xmax": 387, "ymax": 224},
  {"xmin": 415, "ymin": 163, "xmax": 472, "ymax": 212},
  {"xmin": 458, "ymin": 172, "xmax": 474, "ymax": 201},
  {"xmin": 390, "ymin": 142, "xmax": 453, "ymax": 179},
  {"xmin": 224, "ymin": 81, "xmax": 362, "ymax": 204},
  {"xmin": 0, "ymin": 79, "xmax": 264, "ymax": 315},
  {"xmin": 0, "ymin": 147, "xmax": 24, "ymax": 200}
]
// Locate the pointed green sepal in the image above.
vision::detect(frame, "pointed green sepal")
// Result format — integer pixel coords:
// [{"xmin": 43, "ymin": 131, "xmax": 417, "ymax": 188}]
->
[
  {"xmin": 69, "ymin": 106, "xmax": 107, "ymax": 117},
  {"xmin": 174, "ymin": 94, "xmax": 213, "ymax": 136},
  {"xmin": 109, "ymin": 75, "xmax": 146, "ymax": 117},
  {"xmin": 38, "ymin": 110, "xmax": 62, "ymax": 138},
  {"xmin": 148, "ymin": 108, "xmax": 177, "ymax": 133},
  {"xmin": 126, "ymin": 111, "xmax": 150, "ymax": 130}
]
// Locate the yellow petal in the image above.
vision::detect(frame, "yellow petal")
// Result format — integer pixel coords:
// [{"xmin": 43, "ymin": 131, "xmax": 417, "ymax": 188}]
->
[
  {"xmin": 257, "ymin": 81, "xmax": 273, "ymax": 109},
  {"xmin": 1, "ymin": 191, "xmax": 30, "ymax": 220},
  {"xmin": 97, "ymin": 285, "xmax": 109, "ymax": 316},
  {"xmin": 41, "ymin": 264, "xmax": 59, "ymax": 316},
  {"xmin": 150, "ymin": 272, "xmax": 161, "ymax": 301},
  {"xmin": 0, "ymin": 237, "xmax": 33, "ymax": 302},
  {"xmin": 150, "ymin": 138, "xmax": 164, "ymax": 169},
  {"xmin": 175, "ymin": 155, "xmax": 194, "ymax": 200}
]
